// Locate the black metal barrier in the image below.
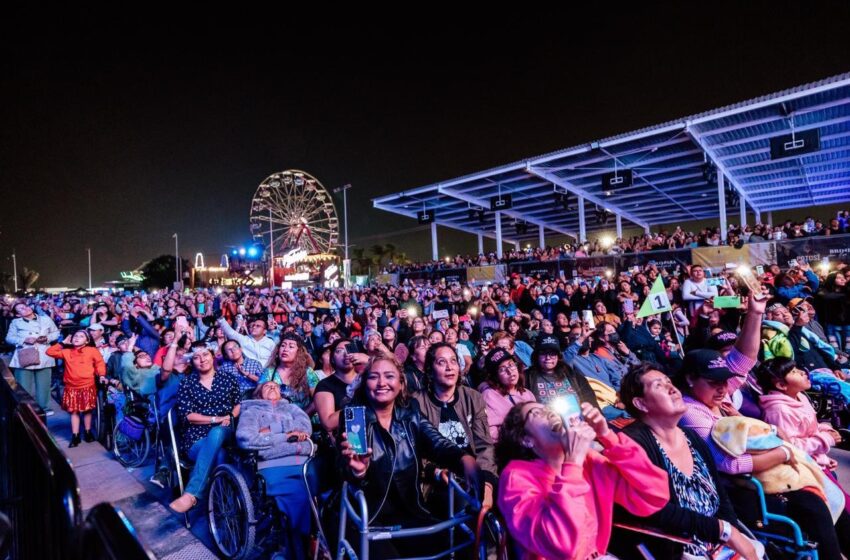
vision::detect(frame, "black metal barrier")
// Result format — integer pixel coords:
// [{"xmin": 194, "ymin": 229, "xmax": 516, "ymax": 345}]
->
[
  {"xmin": 79, "ymin": 504, "xmax": 153, "ymax": 560},
  {"xmin": 0, "ymin": 363, "xmax": 152, "ymax": 560}
]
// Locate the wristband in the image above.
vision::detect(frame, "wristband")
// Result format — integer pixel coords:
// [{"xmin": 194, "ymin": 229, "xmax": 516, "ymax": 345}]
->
[
  {"xmin": 780, "ymin": 446, "xmax": 791, "ymax": 463},
  {"xmin": 719, "ymin": 520, "xmax": 732, "ymax": 543},
  {"xmin": 211, "ymin": 416, "xmax": 217, "ymax": 425}
]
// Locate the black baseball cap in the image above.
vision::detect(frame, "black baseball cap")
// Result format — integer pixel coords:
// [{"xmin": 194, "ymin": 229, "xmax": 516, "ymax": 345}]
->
[
  {"xmin": 535, "ymin": 334, "xmax": 561, "ymax": 355},
  {"xmin": 484, "ymin": 348, "xmax": 515, "ymax": 376},
  {"xmin": 681, "ymin": 349, "xmax": 736, "ymax": 382},
  {"xmin": 707, "ymin": 331, "xmax": 737, "ymax": 351}
]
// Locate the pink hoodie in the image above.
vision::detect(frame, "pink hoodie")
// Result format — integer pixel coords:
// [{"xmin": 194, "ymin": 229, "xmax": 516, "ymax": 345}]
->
[
  {"xmin": 478, "ymin": 382, "xmax": 536, "ymax": 441},
  {"xmin": 760, "ymin": 391, "xmax": 836, "ymax": 468},
  {"xmin": 498, "ymin": 431, "xmax": 670, "ymax": 560}
]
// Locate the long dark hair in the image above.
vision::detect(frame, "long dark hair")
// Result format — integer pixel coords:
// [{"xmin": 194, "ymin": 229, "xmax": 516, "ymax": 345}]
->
[
  {"xmin": 486, "ymin": 356, "xmax": 527, "ymax": 395},
  {"xmin": 424, "ymin": 342, "xmax": 457, "ymax": 389},
  {"xmin": 405, "ymin": 335, "xmax": 429, "ymax": 367},
  {"xmin": 755, "ymin": 357, "xmax": 797, "ymax": 396},
  {"xmin": 494, "ymin": 403, "xmax": 537, "ymax": 472},
  {"xmin": 529, "ymin": 349, "xmax": 571, "ymax": 382}
]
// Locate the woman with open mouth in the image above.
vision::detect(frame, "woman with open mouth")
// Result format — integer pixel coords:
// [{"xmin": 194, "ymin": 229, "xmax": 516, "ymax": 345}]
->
[{"xmin": 495, "ymin": 399, "xmax": 669, "ymax": 559}]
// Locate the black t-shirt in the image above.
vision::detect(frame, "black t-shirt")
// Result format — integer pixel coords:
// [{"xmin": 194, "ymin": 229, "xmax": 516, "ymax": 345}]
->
[
  {"xmin": 427, "ymin": 391, "xmax": 471, "ymax": 453},
  {"xmin": 314, "ymin": 374, "xmax": 350, "ymax": 411}
]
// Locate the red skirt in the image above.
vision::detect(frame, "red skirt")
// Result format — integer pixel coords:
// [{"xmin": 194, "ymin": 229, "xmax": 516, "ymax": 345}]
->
[{"xmin": 62, "ymin": 386, "xmax": 97, "ymax": 413}]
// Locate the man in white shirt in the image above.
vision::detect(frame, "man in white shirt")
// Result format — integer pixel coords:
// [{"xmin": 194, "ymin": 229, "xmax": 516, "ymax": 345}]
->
[
  {"xmin": 217, "ymin": 316, "xmax": 277, "ymax": 368},
  {"xmin": 681, "ymin": 265, "xmax": 719, "ymax": 317}
]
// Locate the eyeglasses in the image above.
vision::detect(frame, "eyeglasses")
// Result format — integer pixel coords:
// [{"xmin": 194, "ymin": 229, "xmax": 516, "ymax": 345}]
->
[
  {"xmin": 498, "ymin": 361, "xmax": 518, "ymax": 375},
  {"xmin": 524, "ymin": 405, "xmax": 549, "ymax": 423}
]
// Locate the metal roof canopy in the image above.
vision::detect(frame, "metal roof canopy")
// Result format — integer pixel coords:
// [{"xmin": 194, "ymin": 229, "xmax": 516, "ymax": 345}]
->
[{"xmin": 374, "ymin": 72, "xmax": 850, "ymax": 248}]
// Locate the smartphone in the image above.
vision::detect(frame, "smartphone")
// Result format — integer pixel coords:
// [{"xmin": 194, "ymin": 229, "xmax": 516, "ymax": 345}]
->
[
  {"xmin": 344, "ymin": 406, "xmax": 368, "ymax": 455},
  {"xmin": 788, "ymin": 259, "xmax": 799, "ymax": 268},
  {"xmin": 582, "ymin": 310, "xmax": 595, "ymax": 330},
  {"xmin": 551, "ymin": 393, "xmax": 583, "ymax": 422},
  {"xmin": 755, "ymin": 265, "xmax": 765, "ymax": 276},
  {"xmin": 344, "ymin": 341, "xmax": 359, "ymax": 355},
  {"xmin": 198, "ymin": 303, "xmax": 206, "ymax": 314},
  {"xmin": 623, "ymin": 299, "xmax": 635, "ymax": 314},
  {"xmin": 176, "ymin": 315, "xmax": 189, "ymax": 330},
  {"xmin": 267, "ymin": 313, "xmax": 274, "ymax": 325},
  {"xmin": 570, "ymin": 311, "xmax": 579, "ymax": 323}
]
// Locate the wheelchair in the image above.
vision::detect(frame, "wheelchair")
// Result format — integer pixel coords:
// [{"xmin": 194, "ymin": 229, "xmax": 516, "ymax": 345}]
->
[
  {"xmin": 203, "ymin": 438, "xmax": 330, "ymax": 560},
  {"xmin": 336, "ymin": 468, "xmax": 507, "ymax": 560},
  {"xmin": 723, "ymin": 475, "xmax": 820, "ymax": 560},
  {"xmin": 112, "ymin": 388, "xmax": 161, "ymax": 468},
  {"xmin": 807, "ymin": 378, "xmax": 850, "ymax": 446},
  {"xmin": 611, "ymin": 474, "xmax": 818, "ymax": 560},
  {"xmin": 92, "ymin": 377, "xmax": 120, "ymax": 449}
]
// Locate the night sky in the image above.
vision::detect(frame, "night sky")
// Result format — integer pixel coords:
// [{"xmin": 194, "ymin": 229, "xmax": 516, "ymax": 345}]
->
[{"xmin": 3, "ymin": 6, "xmax": 849, "ymax": 287}]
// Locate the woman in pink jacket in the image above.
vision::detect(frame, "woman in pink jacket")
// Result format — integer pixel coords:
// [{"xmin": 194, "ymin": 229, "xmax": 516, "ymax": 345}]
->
[
  {"xmin": 757, "ymin": 357, "xmax": 843, "ymax": 470},
  {"xmin": 478, "ymin": 347, "xmax": 536, "ymax": 441},
  {"xmin": 495, "ymin": 400, "xmax": 670, "ymax": 560}
]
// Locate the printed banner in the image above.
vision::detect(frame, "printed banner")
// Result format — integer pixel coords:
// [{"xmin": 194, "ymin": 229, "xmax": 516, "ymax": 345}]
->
[
  {"xmin": 467, "ymin": 265, "xmax": 505, "ymax": 285},
  {"xmin": 399, "ymin": 267, "xmax": 467, "ymax": 284},
  {"xmin": 373, "ymin": 273, "xmax": 399, "ymax": 285},
  {"xmin": 775, "ymin": 235, "xmax": 850, "ymax": 267},
  {"xmin": 691, "ymin": 243, "xmax": 775, "ymax": 271},
  {"xmin": 617, "ymin": 249, "xmax": 692, "ymax": 273},
  {"xmin": 507, "ymin": 259, "xmax": 563, "ymax": 279}
]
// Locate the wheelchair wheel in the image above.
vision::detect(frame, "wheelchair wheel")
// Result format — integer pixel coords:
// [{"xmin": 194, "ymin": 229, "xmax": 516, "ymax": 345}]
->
[
  {"xmin": 92, "ymin": 390, "xmax": 104, "ymax": 441},
  {"xmin": 208, "ymin": 464, "xmax": 256, "ymax": 560},
  {"xmin": 112, "ymin": 422, "xmax": 151, "ymax": 468}
]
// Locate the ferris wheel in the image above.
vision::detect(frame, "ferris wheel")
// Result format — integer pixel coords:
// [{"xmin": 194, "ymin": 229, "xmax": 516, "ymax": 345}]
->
[{"xmin": 249, "ymin": 170, "xmax": 339, "ymax": 256}]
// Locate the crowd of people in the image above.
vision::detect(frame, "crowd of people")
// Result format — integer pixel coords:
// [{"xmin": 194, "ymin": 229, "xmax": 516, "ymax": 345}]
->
[
  {"xmin": 381, "ymin": 211, "xmax": 850, "ymax": 274},
  {"xmin": 3, "ymin": 249, "xmax": 850, "ymax": 559}
]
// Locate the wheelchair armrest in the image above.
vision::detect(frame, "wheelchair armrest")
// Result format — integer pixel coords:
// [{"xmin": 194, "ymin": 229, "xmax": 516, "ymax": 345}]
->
[
  {"xmin": 612, "ymin": 522, "xmax": 693, "ymax": 545},
  {"xmin": 725, "ymin": 473, "xmax": 761, "ymax": 492}
]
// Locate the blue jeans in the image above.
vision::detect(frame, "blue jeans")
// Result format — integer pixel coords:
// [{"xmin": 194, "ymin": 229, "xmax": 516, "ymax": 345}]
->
[
  {"xmin": 263, "ymin": 464, "xmax": 316, "ymax": 558},
  {"xmin": 826, "ymin": 324, "xmax": 850, "ymax": 350},
  {"xmin": 14, "ymin": 367, "xmax": 52, "ymax": 410},
  {"xmin": 185, "ymin": 426, "xmax": 232, "ymax": 497}
]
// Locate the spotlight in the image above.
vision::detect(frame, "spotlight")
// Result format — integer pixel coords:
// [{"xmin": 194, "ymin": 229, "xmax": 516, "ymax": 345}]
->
[
  {"xmin": 247, "ymin": 247, "xmax": 259, "ymax": 257},
  {"xmin": 231, "ymin": 249, "xmax": 238, "ymax": 256},
  {"xmin": 238, "ymin": 248, "xmax": 247, "ymax": 256}
]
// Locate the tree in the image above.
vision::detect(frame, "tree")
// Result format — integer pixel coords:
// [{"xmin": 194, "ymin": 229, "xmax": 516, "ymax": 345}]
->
[
  {"xmin": 19, "ymin": 267, "xmax": 39, "ymax": 291},
  {"xmin": 140, "ymin": 255, "xmax": 190, "ymax": 290},
  {"xmin": 370, "ymin": 244, "xmax": 387, "ymax": 266},
  {"xmin": 0, "ymin": 272, "xmax": 12, "ymax": 293},
  {"xmin": 350, "ymin": 247, "xmax": 373, "ymax": 276}
]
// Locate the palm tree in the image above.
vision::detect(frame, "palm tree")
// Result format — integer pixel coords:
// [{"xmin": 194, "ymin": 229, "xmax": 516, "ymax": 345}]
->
[
  {"xmin": 20, "ymin": 268, "xmax": 39, "ymax": 291},
  {"xmin": 350, "ymin": 247, "xmax": 373, "ymax": 276},
  {"xmin": 370, "ymin": 244, "xmax": 388, "ymax": 266}
]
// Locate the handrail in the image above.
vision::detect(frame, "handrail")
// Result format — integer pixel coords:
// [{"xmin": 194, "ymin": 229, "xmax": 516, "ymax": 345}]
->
[{"xmin": 0, "ymin": 360, "xmax": 153, "ymax": 559}]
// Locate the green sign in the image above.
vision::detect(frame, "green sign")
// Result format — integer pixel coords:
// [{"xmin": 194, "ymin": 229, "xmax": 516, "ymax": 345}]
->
[{"xmin": 120, "ymin": 271, "xmax": 144, "ymax": 283}]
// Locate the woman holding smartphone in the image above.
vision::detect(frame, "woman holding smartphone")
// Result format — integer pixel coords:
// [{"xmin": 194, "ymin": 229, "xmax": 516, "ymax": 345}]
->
[
  {"xmin": 496, "ymin": 401, "xmax": 669, "ymax": 560},
  {"xmin": 339, "ymin": 353, "xmax": 479, "ymax": 558}
]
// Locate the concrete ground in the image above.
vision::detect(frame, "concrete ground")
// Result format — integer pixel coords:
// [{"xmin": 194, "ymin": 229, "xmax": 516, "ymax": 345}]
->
[{"xmin": 47, "ymin": 405, "xmax": 217, "ymax": 560}]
